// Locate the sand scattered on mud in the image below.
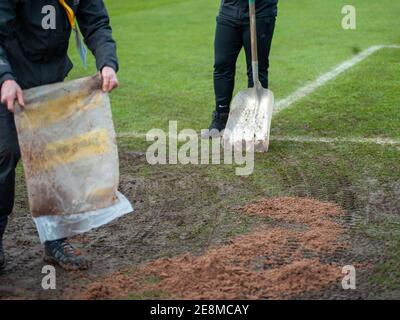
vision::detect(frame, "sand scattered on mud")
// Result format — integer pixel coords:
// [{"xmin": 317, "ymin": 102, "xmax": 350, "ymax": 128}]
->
[
  {"xmin": 239, "ymin": 197, "xmax": 347, "ymax": 254},
  {"xmin": 75, "ymin": 197, "xmax": 348, "ymax": 300}
]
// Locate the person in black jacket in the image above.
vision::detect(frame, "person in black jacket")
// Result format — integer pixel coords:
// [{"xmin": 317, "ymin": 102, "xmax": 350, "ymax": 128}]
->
[
  {"xmin": 203, "ymin": 0, "xmax": 278, "ymax": 137},
  {"xmin": 0, "ymin": 0, "xmax": 119, "ymax": 271}
]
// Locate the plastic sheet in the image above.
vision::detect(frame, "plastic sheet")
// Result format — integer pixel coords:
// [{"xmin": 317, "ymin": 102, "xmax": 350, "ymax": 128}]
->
[{"xmin": 14, "ymin": 76, "xmax": 133, "ymax": 242}]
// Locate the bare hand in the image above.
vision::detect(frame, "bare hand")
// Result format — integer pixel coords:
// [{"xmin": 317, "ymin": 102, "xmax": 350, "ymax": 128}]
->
[
  {"xmin": 0, "ymin": 80, "xmax": 25, "ymax": 113},
  {"xmin": 101, "ymin": 66, "xmax": 119, "ymax": 93}
]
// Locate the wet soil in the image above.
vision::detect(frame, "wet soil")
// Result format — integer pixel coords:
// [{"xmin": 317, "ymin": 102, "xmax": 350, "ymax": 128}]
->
[
  {"xmin": 0, "ymin": 150, "xmax": 254, "ymax": 299},
  {"xmin": 0, "ymin": 150, "xmax": 395, "ymax": 299}
]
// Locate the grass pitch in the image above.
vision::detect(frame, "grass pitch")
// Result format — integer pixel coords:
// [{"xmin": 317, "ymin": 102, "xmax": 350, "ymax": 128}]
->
[{"xmin": 7, "ymin": 0, "xmax": 400, "ymax": 299}]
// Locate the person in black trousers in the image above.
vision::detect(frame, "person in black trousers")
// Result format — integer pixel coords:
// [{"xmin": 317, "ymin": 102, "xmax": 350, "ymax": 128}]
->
[
  {"xmin": 0, "ymin": 0, "xmax": 119, "ymax": 271},
  {"xmin": 203, "ymin": 0, "xmax": 278, "ymax": 137}
]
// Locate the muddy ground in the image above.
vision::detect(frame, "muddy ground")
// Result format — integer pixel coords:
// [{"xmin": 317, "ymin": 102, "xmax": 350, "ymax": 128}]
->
[
  {"xmin": 0, "ymin": 149, "xmax": 397, "ymax": 299},
  {"xmin": 0, "ymin": 150, "xmax": 257, "ymax": 299}
]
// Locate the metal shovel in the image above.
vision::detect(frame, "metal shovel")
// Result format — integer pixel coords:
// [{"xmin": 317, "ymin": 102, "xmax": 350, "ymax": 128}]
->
[{"xmin": 223, "ymin": 0, "xmax": 274, "ymax": 152}]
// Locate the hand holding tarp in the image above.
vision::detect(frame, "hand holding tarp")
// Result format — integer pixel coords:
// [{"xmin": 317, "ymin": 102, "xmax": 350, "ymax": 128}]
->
[
  {"xmin": 101, "ymin": 67, "xmax": 119, "ymax": 93},
  {"xmin": 1, "ymin": 80, "xmax": 25, "ymax": 113}
]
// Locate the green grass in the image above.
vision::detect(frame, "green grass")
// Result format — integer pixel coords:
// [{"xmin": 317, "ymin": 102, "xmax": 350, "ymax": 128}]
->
[
  {"xmin": 362, "ymin": 216, "xmax": 400, "ymax": 291},
  {"xmin": 58, "ymin": 0, "xmax": 400, "ymax": 296},
  {"xmin": 104, "ymin": 0, "xmax": 185, "ymax": 16},
  {"xmin": 127, "ymin": 290, "xmax": 166, "ymax": 300},
  {"xmin": 273, "ymin": 48, "xmax": 400, "ymax": 139},
  {"xmin": 66, "ymin": 0, "xmax": 400, "ymax": 134}
]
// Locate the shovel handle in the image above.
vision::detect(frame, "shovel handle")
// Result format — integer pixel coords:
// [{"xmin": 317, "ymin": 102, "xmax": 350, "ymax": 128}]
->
[{"xmin": 249, "ymin": 0, "xmax": 259, "ymax": 85}]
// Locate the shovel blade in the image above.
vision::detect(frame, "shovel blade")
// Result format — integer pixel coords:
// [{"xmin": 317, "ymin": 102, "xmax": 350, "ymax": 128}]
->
[{"xmin": 223, "ymin": 87, "xmax": 274, "ymax": 152}]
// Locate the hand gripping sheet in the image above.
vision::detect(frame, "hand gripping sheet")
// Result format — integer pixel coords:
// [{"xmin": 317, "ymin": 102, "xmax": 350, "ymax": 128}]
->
[{"xmin": 14, "ymin": 76, "xmax": 133, "ymax": 243}]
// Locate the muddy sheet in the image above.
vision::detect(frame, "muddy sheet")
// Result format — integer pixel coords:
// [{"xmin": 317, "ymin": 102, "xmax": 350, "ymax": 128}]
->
[{"xmin": 13, "ymin": 76, "xmax": 133, "ymax": 242}]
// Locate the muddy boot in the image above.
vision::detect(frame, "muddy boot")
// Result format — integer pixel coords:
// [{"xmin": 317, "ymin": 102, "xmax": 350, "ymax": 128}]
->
[
  {"xmin": 201, "ymin": 111, "xmax": 229, "ymax": 139},
  {"xmin": 44, "ymin": 238, "xmax": 91, "ymax": 271}
]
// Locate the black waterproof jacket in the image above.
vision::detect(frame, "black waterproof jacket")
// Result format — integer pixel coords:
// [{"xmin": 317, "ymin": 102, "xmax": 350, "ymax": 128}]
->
[
  {"xmin": 219, "ymin": 0, "xmax": 278, "ymax": 21},
  {"xmin": 0, "ymin": 0, "xmax": 118, "ymax": 89}
]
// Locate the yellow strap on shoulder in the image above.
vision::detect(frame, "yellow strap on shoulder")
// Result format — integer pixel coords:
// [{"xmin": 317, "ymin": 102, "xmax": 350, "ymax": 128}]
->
[
  {"xmin": 58, "ymin": 0, "xmax": 87, "ymax": 67},
  {"xmin": 58, "ymin": 0, "xmax": 76, "ymax": 30}
]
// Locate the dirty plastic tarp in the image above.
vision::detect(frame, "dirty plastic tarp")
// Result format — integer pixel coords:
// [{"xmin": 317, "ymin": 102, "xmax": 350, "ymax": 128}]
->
[{"xmin": 14, "ymin": 76, "xmax": 133, "ymax": 243}]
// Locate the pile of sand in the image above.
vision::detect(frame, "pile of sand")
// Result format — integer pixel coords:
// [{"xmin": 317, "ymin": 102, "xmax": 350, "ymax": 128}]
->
[{"xmin": 75, "ymin": 197, "xmax": 348, "ymax": 300}]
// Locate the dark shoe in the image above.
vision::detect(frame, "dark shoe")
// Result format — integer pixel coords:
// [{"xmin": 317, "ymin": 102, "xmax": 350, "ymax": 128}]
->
[
  {"xmin": 44, "ymin": 238, "xmax": 91, "ymax": 271},
  {"xmin": 201, "ymin": 111, "xmax": 229, "ymax": 139},
  {"xmin": 0, "ymin": 240, "xmax": 5, "ymax": 270}
]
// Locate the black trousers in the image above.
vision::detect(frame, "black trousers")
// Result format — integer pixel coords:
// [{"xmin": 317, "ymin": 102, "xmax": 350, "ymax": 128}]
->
[
  {"xmin": 0, "ymin": 105, "xmax": 21, "ymax": 236},
  {"xmin": 213, "ymin": 15, "xmax": 276, "ymax": 112}
]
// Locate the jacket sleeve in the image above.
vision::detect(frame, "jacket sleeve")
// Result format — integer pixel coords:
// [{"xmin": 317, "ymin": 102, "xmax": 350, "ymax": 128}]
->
[
  {"xmin": 0, "ymin": 0, "xmax": 17, "ymax": 86},
  {"xmin": 76, "ymin": 0, "xmax": 119, "ymax": 72}
]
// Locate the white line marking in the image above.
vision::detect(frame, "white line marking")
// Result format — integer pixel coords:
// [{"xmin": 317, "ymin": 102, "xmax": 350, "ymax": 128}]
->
[
  {"xmin": 118, "ymin": 131, "xmax": 400, "ymax": 146},
  {"xmin": 118, "ymin": 44, "xmax": 400, "ymax": 146},
  {"xmin": 271, "ymin": 136, "xmax": 400, "ymax": 146},
  {"xmin": 118, "ymin": 132, "xmax": 147, "ymax": 138},
  {"xmin": 384, "ymin": 45, "xmax": 400, "ymax": 49},
  {"xmin": 274, "ymin": 45, "xmax": 400, "ymax": 114}
]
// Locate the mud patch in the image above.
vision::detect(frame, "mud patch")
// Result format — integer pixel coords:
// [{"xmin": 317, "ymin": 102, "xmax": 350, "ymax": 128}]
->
[
  {"xmin": 0, "ymin": 152, "xmax": 254, "ymax": 300},
  {"xmin": 1, "ymin": 147, "xmax": 394, "ymax": 300},
  {"xmin": 76, "ymin": 197, "xmax": 348, "ymax": 300}
]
